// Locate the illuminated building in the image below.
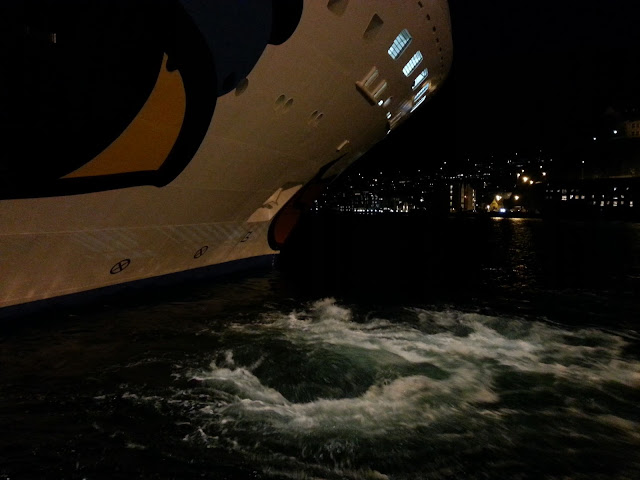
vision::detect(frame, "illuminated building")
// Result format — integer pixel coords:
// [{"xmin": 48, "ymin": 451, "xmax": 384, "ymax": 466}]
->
[
  {"xmin": 449, "ymin": 183, "xmax": 476, "ymax": 212},
  {"xmin": 623, "ymin": 119, "xmax": 640, "ymax": 139},
  {"xmin": 544, "ymin": 178, "xmax": 638, "ymax": 219}
]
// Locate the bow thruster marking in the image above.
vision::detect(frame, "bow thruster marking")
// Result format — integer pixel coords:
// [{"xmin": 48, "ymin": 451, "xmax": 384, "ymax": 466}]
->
[
  {"xmin": 194, "ymin": 246, "xmax": 209, "ymax": 259},
  {"xmin": 110, "ymin": 259, "xmax": 131, "ymax": 274}
]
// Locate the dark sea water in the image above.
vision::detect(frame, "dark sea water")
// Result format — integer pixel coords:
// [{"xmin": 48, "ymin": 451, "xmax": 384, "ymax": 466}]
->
[{"xmin": 1, "ymin": 215, "xmax": 640, "ymax": 480}]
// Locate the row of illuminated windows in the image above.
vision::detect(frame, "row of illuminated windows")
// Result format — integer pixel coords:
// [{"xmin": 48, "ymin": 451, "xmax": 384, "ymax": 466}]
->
[
  {"xmin": 386, "ymin": 28, "xmax": 431, "ymax": 117},
  {"xmin": 332, "ymin": 5, "xmax": 438, "ymax": 103},
  {"xmin": 388, "ymin": 29, "xmax": 426, "ymax": 79},
  {"xmin": 550, "ymin": 196, "xmax": 635, "ymax": 207},
  {"xmin": 596, "ymin": 200, "xmax": 633, "ymax": 207},
  {"xmin": 546, "ymin": 188, "xmax": 631, "ymax": 194}
]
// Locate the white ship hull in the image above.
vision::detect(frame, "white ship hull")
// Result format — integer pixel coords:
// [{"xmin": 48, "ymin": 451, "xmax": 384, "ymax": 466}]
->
[{"xmin": 0, "ymin": 0, "xmax": 452, "ymax": 312}]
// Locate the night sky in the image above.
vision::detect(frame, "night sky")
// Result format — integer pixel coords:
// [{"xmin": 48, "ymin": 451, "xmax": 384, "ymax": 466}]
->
[{"xmin": 363, "ymin": 0, "xmax": 640, "ymax": 173}]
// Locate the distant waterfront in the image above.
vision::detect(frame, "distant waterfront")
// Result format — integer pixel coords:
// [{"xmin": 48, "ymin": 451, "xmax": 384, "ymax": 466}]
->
[{"xmin": 314, "ymin": 154, "xmax": 640, "ymax": 221}]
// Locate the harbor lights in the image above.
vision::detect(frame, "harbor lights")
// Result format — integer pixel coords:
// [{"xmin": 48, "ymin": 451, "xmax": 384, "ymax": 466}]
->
[{"xmin": 521, "ymin": 176, "xmax": 529, "ymax": 183}]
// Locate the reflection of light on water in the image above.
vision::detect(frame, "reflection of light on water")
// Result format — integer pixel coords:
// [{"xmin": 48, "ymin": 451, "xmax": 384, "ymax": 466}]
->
[{"xmin": 122, "ymin": 298, "xmax": 640, "ymax": 478}]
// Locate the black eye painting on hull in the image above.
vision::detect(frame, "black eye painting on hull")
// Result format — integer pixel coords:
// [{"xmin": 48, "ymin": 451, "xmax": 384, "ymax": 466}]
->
[{"xmin": 0, "ymin": 0, "xmax": 303, "ymax": 199}]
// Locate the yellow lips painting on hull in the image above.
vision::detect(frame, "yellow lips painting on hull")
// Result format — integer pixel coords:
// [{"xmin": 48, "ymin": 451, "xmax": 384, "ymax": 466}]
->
[{"xmin": 64, "ymin": 55, "xmax": 186, "ymax": 178}]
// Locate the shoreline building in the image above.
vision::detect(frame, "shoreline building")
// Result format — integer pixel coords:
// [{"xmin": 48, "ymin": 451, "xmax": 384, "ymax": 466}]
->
[{"xmin": 543, "ymin": 107, "xmax": 640, "ymax": 219}]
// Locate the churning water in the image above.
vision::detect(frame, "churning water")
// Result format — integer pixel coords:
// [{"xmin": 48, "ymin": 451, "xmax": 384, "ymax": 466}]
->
[{"xmin": 1, "ymin": 216, "xmax": 639, "ymax": 479}]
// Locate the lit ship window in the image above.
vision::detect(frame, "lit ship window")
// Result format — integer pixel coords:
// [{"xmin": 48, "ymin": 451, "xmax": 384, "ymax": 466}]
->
[
  {"xmin": 413, "ymin": 82, "xmax": 430, "ymax": 102},
  {"xmin": 410, "ymin": 95, "xmax": 426, "ymax": 112},
  {"xmin": 403, "ymin": 51, "xmax": 423, "ymax": 77},
  {"xmin": 388, "ymin": 29, "xmax": 412, "ymax": 59},
  {"xmin": 412, "ymin": 68, "xmax": 429, "ymax": 90}
]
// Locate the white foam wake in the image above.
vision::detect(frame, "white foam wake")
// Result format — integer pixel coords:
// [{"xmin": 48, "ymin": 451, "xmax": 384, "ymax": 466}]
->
[{"xmin": 154, "ymin": 298, "xmax": 640, "ymax": 477}]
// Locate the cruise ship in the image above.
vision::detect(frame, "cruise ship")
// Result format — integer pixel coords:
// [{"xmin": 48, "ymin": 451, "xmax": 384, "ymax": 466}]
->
[{"xmin": 0, "ymin": 0, "xmax": 452, "ymax": 314}]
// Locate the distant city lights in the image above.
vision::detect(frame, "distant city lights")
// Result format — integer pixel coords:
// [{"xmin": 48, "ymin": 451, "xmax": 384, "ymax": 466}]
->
[{"xmin": 310, "ymin": 139, "xmax": 637, "ymax": 218}]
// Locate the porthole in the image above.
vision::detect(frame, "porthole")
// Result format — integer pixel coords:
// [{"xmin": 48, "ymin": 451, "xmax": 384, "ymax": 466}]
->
[
  {"xmin": 235, "ymin": 78, "xmax": 249, "ymax": 96},
  {"xmin": 308, "ymin": 110, "xmax": 324, "ymax": 126},
  {"xmin": 275, "ymin": 94, "xmax": 286, "ymax": 109},
  {"xmin": 327, "ymin": 0, "xmax": 349, "ymax": 16},
  {"xmin": 275, "ymin": 95, "xmax": 294, "ymax": 114},
  {"xmin": 222, "ymin": 73, "xmax": 236, "ymax": 92}
]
